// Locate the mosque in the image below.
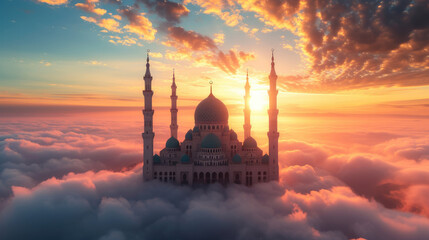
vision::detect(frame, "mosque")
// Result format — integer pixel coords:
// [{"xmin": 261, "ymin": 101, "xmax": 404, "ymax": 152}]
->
[{"xmin": 142, "ymin": 51, "xmax": 279, "ymax": 186}]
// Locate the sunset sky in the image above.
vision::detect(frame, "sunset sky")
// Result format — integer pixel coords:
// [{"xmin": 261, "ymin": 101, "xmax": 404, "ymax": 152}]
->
[
  {"xmin": 1, "ymin": 1, "xmax": 429, "ymax": 239},
  {"xmin": 2, "ymin": 0, "xmax": 429, "ymax": 149}
]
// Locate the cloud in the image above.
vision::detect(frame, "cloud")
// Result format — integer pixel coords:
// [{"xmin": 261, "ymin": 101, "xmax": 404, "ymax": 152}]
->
[
  {"xmin": 1, "ymin": 120, "xmax": 429, "ymax": 239},
  {"xmin": 80, "ymin": 16, "xmax": 121, "ymax": 32},
  {"xmin": 250, "ymin": 0, "xmax": 429, "ymax": 91},
  {"xmin": 376, "ymin": 137, "xmax": 429, "ymax": 162},
  {"xmin": 187, "ymin": 0, "xmax": 429, "ymax": 91},
  {"xmin": 139, "ymin": 0, "xmax": 190, "ymax": 24},
  {"xmin": 37, "ymin": 0, "xmax": 68, "ymax": 5},
  {"xmin": 165, "ymin": 26, "xmax": 217, "ymax": 51},
  {"xmin": 185, "ymin": 0, "xmax": 242, "ymax": 27},
  {"xmin": 0, "ymin": 128, "xmax": 140, "ymax": 199},
  {"xmin": 201, "ymin": 50, "xmax": 255, "ymax": 74},
  {"xmin": 84, "ymin": 60, "xmax": 106, "ymax": 65},
  {"xmin": 238, "ymin": 0, "xmax": 299, "ymax": 28},
  {"xmin": 75, "ymin": 0, "xmax": 107, "ymax": 16},
  {"xmin": 117, "ymin": 7, "xmax": 157, "ymax": 41},
  {"xmin": 108, "ymin": 35, "xmax": 142, "ymax": 46},
  {"xmin": 39, "ymin": 60, "xmax": 51, "ymax": 67},
  {"xmin": 165, "ymin": 26, "xmax": 254, "ymax": 74},
  {"xmin": 1, "ymin": 164, "xmax": 429, "ymax": 240},
  {"xmin": 214, "ymin": 33, "xmax": 224, "ymax": 45},
  {"xmin": 279, "ymin": 137, "xmax": 429, "ymax": 217}
]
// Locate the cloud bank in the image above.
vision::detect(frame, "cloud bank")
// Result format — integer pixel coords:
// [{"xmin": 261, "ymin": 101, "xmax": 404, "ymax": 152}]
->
[{"xmin": 1, "ymin": 119, "xmax": 429, "ymax": 239}]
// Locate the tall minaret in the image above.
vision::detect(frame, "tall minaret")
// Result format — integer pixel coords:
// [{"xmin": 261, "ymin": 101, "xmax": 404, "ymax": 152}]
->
[
  {"xmin": 142, "ymin": 51, "xmax": 155, "ymax": 181},
  {"xmin": 267, "ymin": 49, "xmax": 279, "ymax": 181},
  {"xmin": 170, "ymin": 69, "xmax": 178, "ymax": 139},
  {"xmin": 243, "ymin": 69, "xmax": 251, "ymax": 139}
]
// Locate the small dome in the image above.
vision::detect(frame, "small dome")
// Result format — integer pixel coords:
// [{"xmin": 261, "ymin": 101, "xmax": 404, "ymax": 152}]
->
[
  {"xmin": 232, "ymin": 154, "xmax": 242, "ymax": 163},
  {"xmin": 201, "ymin": 133, "xmax": 222, "ymax": 148},
  {"xmin": 262, "ymin": 154, "xmax": 269, "ymax": 163},
  {"xmin": 185, "ymin": 129, "xmax": 193, "ymax": 140},
  {"xmin": 230, "ymin": 130, "xmax": 237, "ymax": 140},
  {"xmin": 165, "ymin": 137, "xmax": 180, "ymax": 149},
  {"xmin": 243, "ymin": 136, "xmax": 258, "ymax": 149},
  {"xmin": 181, "ymin": 154, "xmax": 190, "ymax": 163},
  {"xmin": 153, "ymin": 154, "xmax": 161, "ymax": 163},
  {"xmin": 194, "ymin": 94, "xmax": 228, "ymax": 124},
  {"xmin": 193, "ymin": 126, "xmax": 200, "ymax": 132}
]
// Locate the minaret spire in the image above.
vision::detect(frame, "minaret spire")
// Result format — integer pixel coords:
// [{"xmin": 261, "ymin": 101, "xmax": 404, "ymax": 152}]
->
[
  {"xmin": 209, "ymin": 80, "xmax": 213, "ymax": 95},
  {"xmin": 145, "ymin": 50, "xmax": 151, "ymax": 78},
  {"xmin": 244, "ymin": 69, "xmax": 251, "ymax": 139},
  {"xmin": 143, "ymin": 49, "xmax": 155, "ymax": 181},
  {"xmin": 170, "ymin": 69, "xmax": 178, "ymax": 139},
  {"xmin": 267, "ymin": 49, "xmax": 279, "ymax": 181}
]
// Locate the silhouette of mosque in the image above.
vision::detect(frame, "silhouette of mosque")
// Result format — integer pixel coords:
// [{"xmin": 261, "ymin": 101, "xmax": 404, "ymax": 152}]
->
[{"xmin": 142, "ymin": 51, "xmax": 279, "ymax": 185}]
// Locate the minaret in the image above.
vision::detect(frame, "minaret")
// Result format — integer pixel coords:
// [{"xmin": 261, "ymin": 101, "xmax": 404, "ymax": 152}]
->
[
  {"xmin": 142, "ymin": 51, "xmax": 155, "ymax": 181},
  {"xmin": 243, "ymin": 69, "xmax": 251, "ymax": 139},
  {"xmin": 267, "ymin": 49, "xmax": 279, "ymax": 181},
  {"xmin": 170, "ymin": 69, "xmax": 178, "ymax": 139}
]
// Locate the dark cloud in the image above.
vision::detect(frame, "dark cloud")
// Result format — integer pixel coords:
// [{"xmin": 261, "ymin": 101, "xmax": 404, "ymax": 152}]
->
[
  {"xmin": 101, "ymin": 0, "xmax": 122, "ymax": 4},
  {"xmin": 139, "ymin": 0, "xmax": 190, "ymax": 23}
]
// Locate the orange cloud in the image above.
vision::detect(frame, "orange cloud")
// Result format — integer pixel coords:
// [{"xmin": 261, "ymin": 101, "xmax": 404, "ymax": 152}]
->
[
  {"xmin": 185, "ymin": 0, "xmax": 242, "ymax": 27},
  {"xmin": 75, "ymin": 0, "xmax": 107, "ymax": 16},
  {"xmin": 109, "ymin": 36, "xmax": 142, "ymax": 46},
  {"xmin": 252, "ymin": 0, "xmax": 429, "ymax": 91},
  {"xmin": 165, "ymin": 26, "xmax": 217, "ymax": 51},
  {"xmin": 165, "ymin": 26, "xmax": 254, "ymax": 74},
  {"xmin": 80, "ymin": 16, "xmax": 121, "ymax": 33},
  {"xmin": 238, "ymin": 0, "xmax": 299, "ymax": 29},
  {"xmin": 117, "ymin": 8, "xmax": 156, "ymax": 41},
  {"xmin": 199, "ymin": 50, "xmax": 255, "ymax": 74},
  {"xmin": 37, "ymin": 0, "xmax": 68, "ymax": 5}
]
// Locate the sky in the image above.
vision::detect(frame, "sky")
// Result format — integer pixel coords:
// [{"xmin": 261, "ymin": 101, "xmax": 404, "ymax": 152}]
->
[{"xmin": 1, "ymin": 0, "xmax": 429, "ymax": 239}]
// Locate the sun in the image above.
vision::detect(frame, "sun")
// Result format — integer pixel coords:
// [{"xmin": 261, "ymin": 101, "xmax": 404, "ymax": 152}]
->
[{"xmin": 249, "ymin": 89, "xmax": 269, "ymax": 112}]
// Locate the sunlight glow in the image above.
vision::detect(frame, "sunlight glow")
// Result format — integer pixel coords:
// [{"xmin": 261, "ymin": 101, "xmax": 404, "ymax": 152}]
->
[{"xmin": 250, "ymin": 90, "xmax": 269, "ymax": 112}]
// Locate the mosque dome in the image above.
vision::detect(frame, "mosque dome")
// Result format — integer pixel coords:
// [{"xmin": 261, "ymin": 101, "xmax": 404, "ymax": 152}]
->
[
  {"xmin": 262, "ymin": 154, "xmax": 269, "ymax": 163},
  {"xmin": 243, "ymin": 136, "xmax": 258, "ymax": 149},
  {"xmin": 223, "ymin": 125, "xmax": 229, "ymax": 132},
  {"xmin": 166, "ymin": 137, "xmax": 180, "ymax": 149},
  {"xmin": 201, "ymin": 133, "xmax": 222, "ymax": 148},
  {"xmin": 230, "ymin": 130, "xmax": 237, "ymax": 140},
  {"xmin": 153, "ymin": 154, "xmax": 161, "ymax": 163},
  {"xmin": 185, "ymin": 129, "xmax": 193, "ymax": 140},
  {"xmin": 194, "ymin": 93, "xmax": 228, "ymax": 124},
  {"xmin": 232, "ymin": 154, "xmax": 242, "ymax": 163},
  {"xmin": 181, "ymin": 154, "xmax": 190, "ymax": 163}
]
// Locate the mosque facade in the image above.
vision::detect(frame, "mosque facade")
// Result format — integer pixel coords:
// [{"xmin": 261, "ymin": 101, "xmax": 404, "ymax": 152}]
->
[{"xmin": 142, "ymin": 52, "xmax": 279, "ymax": 186}]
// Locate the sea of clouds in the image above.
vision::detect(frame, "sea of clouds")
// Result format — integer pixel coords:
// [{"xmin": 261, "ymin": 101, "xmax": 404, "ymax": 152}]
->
[{"xmin": 1, "ymin": 118, "xmax": 429, "ymax": 240}]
